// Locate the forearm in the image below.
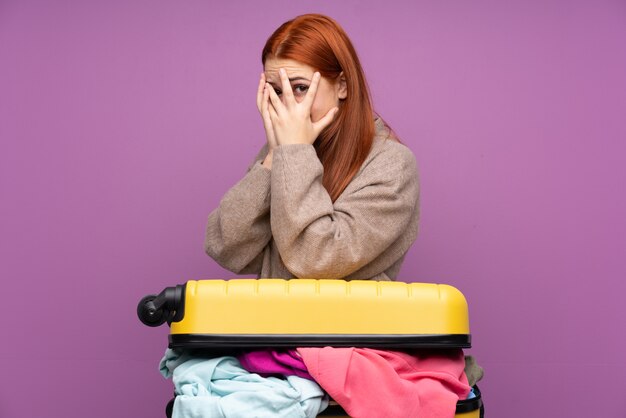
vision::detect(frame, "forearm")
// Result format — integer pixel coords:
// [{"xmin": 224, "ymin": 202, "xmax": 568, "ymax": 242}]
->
[
  {"xmin": 204, "ymin": 162, "xmax": 272, "ymax": 273},
  {"xmin": 269, "ymin": 143, "xmax": 418, "ymax": 279}
]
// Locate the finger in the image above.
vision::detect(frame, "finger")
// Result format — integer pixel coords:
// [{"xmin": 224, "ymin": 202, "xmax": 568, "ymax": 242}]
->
[
  {"xmin": 266, "ymin": 82, "xmax": 285, "ymax": 115},
  {"xmin": 261, "ymin": 86, "xmax": 272, "ymax": 126},
  {"xmin": 312, "ymin": 106, "xmax": 339, "ymax": 136},
  {"xmin": 268, "ymin": 99, "xmax": 279, "ymax": 122},
  {"xmin": 303, "ymin": 72, "xmax": 322, "ymax": 109},
  {"xmin": 261, "ymin": 87, "xmax": 276, "ymax": 146},
  {"xmin": 267, "ymin": 93, "xmax": 280, "ymax": 125},
  {"xmin": 256, "ymin": 72, "xmax": 266, "ymax": 112},
  {"xmin": 278, "ymin": 68, "xmax": 295, "ymax": 107}
]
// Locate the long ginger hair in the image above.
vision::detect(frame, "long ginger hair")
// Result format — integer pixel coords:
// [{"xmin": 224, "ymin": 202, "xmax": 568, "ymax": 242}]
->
[{"xmin": 262, "ymin": 14, "xmax": 375, "ymax": 202}]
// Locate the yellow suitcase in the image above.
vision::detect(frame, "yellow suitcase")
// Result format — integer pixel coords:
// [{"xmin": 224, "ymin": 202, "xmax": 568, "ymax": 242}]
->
[{"xmin": 138, "ymin": 279, "xmax": 484, "ymax": 417}]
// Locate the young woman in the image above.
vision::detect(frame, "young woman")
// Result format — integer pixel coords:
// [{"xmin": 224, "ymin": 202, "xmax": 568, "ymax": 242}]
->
[{"xmin": 204, "ymin": 14, "xmax": 420, "ymax": 281}]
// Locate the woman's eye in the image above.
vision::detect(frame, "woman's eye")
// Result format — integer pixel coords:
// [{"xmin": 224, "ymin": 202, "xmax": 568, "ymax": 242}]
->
[{"xmin": 294, "ymin": 85, "xmax": 309, "ymax": 94}]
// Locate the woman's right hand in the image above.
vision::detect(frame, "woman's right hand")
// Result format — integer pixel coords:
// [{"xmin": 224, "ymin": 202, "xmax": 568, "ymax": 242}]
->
[{"xmin": 257, "ymin": 73, "xmax": 277, "ymax": 168}]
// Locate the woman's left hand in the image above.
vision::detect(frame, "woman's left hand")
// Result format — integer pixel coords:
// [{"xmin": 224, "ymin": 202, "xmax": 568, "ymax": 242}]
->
[{"xmin": 264, "ymin": 68, "xmax": 338, "ymax": 146}]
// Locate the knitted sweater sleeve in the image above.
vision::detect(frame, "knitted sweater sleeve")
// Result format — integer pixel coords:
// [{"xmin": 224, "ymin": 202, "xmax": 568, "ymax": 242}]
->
[
  {"xmin": 270, "ymin": 143, "xmax": 419, "ymax": 279},
  {"xmin": 204, "ymin": 146, "xmax": 271, "ymax": 274}
]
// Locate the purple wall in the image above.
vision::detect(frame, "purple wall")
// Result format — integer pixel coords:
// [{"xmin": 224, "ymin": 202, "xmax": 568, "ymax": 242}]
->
[{"xmin": 2, "ymin": 0, "xmax": 625, "ymax": 416}]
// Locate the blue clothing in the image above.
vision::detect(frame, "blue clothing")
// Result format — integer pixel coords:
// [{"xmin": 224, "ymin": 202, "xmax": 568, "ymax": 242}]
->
[
  {"xmin": 467, "ymin": 387, "xmax": 476, "ymax": 399},
  {"xmin": 160, "ymin": 348, "xmax": 194, "ymax": 379},
  {"xmin": 160, "ymin": 350, "xmax": 328, "ymax": 418}
]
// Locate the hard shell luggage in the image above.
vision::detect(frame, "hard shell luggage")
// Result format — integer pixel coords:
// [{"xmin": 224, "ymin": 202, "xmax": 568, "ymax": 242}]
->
[{"xmin": 138, "ymin": 279, "xmax": 484, "ymax": 417}]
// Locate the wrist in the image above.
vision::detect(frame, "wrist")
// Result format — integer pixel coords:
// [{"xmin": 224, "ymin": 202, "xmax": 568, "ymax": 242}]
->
[
  {"xmin": 262, "ymin": 149, "xmax": 273, "ymax": 169},
  {"xmin": 275, "ymin": 129, "xmax": 315, "ymax": 146}
]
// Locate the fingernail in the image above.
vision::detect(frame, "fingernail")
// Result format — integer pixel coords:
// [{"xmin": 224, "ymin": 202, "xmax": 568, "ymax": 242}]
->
[{"xmin": 279, "ymin": 68, "xmax": 285, "ymax": 76}]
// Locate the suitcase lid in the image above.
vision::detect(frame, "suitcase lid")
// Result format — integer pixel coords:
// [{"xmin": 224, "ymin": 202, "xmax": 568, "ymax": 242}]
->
[{"xmin": 159, "ymin": 279, "xmax": 471, "ymax": 349}]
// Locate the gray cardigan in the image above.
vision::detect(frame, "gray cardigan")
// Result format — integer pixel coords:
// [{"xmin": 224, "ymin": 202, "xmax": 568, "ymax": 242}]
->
[{"xmin": 204, "ymin": 119, "xmax": 420, "ymax": 281}]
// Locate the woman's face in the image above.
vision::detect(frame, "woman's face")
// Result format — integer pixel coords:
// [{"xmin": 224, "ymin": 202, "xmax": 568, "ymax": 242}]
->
[{"xmin": 264, "ymin": 58, "xmax": 346, "ymax": 122}]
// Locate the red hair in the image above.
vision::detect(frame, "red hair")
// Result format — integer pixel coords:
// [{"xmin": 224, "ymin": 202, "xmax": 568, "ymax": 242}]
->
[{"xmin": 262, "ymin": 14, "xmax": 375, "ymax": 202}]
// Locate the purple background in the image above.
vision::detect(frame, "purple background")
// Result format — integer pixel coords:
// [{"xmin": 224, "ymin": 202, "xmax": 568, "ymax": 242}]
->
[{"xmin": 1, "ymin": 0, "xmax": 625, "ymax": 416}]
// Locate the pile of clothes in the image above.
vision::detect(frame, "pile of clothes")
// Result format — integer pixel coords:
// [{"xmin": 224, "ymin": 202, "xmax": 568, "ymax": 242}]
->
[{"xmin": 160, "ymin": 348, "xmax": 483, "ymax": 418}]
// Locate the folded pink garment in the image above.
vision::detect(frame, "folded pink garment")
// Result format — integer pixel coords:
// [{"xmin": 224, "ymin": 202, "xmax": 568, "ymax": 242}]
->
[
  {"xmin": 237, "ymin": 349, "xmax": 314, "ymax": 381},
  {"xmin": 297, "ymin": 347, "xmax": 470, "ymax": 418}
]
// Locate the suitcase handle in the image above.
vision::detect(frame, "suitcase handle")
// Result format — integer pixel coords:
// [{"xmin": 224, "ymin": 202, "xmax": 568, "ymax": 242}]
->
[{"xmin": 137, "ymin": 284, "xmax": 185, "ymax": 327}]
